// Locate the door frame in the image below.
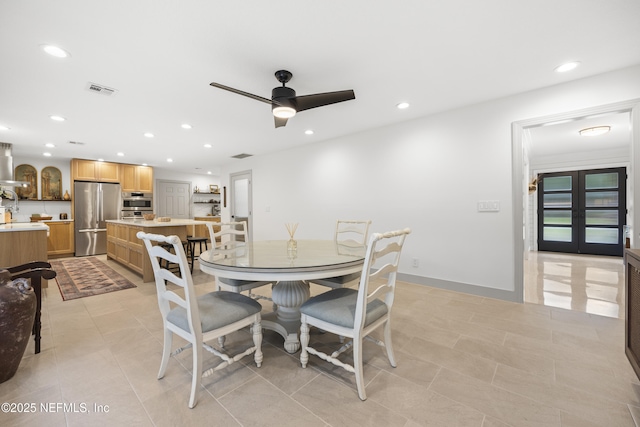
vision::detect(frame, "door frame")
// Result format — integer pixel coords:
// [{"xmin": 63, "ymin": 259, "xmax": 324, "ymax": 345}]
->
[
  {"xmin": 512, "ymin": 99, "xmax": 640, "ymax": 303},
  {"xmin": 229, "ymin": 170, "xmax": 253, "ymax": 241}
]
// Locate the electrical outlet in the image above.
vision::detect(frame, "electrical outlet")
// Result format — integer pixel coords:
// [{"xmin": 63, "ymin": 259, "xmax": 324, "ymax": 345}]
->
[{"xmin": 412, "ymin": 258, "xmax": 419, "ymax": 268}]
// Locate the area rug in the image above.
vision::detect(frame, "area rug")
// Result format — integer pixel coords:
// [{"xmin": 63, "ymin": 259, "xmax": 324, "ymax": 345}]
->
[{"xmin": 50, "ymin": 257, "xmax": 137, "ymax": 301}]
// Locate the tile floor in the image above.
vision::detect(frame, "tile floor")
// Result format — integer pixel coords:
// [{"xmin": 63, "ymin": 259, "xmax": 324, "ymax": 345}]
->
[{"xmin": 2, "ymin": 253, "xmax": 639, "ymax": 426}]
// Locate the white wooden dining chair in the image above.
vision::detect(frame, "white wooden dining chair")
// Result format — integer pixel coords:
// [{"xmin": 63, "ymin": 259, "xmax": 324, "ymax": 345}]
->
[
  {"xmin": 299, "ymin": 228, "xmax": 411, "ymax": 400},
  {"xmin": 206, "ymin": 221, "xmax": 274, "ymax": 299},
  {"xmin": 310, "ymin": 219, "xmax": 371, "ymax": 289},
  {"xmin": 137, "ymin": 231, "xmax": 263, "ymax": 409}
]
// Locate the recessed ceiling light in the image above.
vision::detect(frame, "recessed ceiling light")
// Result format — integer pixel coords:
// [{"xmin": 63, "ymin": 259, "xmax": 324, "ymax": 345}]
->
[
  {"xmin": 144, "ymin": 132, "xmax": 154, "ymax": 138},
  {"xmin": 0, "ymin": 125, "xmax": 9, "ymax": 131},
  {"xmin": 396, "ymin": 102, "xmax": 410, "ymax": 109},
  {"xmin": 579, "ymin": 126, "xmax": 611, "ymax": 137},
  {"xmin": 554, "ymin": 62, "xmax": 580, "ymax": 73},
  {"xmin": 43, "ymin": 152, "xmax": 52, "ymax": 157},
  {"xmin": 45, "ymin": 143, "xmax": 56, "ymax": 148},
  {"xmin": 166, "ymin": 158, "xmax": 173, "ymax": 163},
  {"xmin": 40, "ymin": 44, "xmax": 70, "ymax": 58},
  {"xmin": 203, "ymin": 144, "xmax": 212, "ymax": 148},
  {"xmin": 142, "ymin": 163, "xmax": 148, "ymax": 166},
  {"xmin": 50, "ymin": 115, "xmax": 65, "ymax": 122},
  {"xmin": 207, "ymin": 171, "xmax": 212, "ymax": 175},
  {"xmin": 181, "ymin": 123, "xmax": 192, "ymax": 129},
  {"xmin": 305, "ymin": 130, "xmax": 314, "ymax": 135},
  {"xmin": 98, "ymin": 158, "xmax": 104, "ymax": 162},
  {"xmin": 117, "ymin": 152, "xmax": 124, "ymax": 157}
]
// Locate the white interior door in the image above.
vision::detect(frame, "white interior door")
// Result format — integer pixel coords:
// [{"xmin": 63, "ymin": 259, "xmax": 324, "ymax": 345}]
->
[
  {"xmin": 157, "ymin": 180, "xmax": 191, "ymax": 219},
  {"xmin": 230, "ymin": 170, "xmax": 252, "ymax": 240}
]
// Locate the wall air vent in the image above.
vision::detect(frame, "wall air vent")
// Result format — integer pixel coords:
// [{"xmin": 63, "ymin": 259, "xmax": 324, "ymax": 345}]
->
[
  {"xmin": 86, "ymin": 82, "xmax": 117, "ymax": 96},
  {"xmin": 68, "ymin": 141, "xmax": 85, "ymax": 145},
  {"xmin": 231, "ymin": 153, "xmax": 253, "ymax": 159}
]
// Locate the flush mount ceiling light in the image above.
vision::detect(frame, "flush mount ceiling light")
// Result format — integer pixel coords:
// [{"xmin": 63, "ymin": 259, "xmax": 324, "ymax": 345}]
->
[
  {"xmin": 43, "ymin": 152, "xmax": 52, "ymax": 157},
  {"xmin": 579, "ymin": 126, "xmax": 611, "ymax": 137},
  {"xmin": 554, "ymin": 61, "xmax": 580, "ymax": 73},
  {"xmin": 0, "ymin": 125, "xmax": 9, "ymax": 131},
  {"xmin": 203, "ymin": 144, "xmax": 212, "ymax": 148},
  {"xmin": 117, "ymin": 152, "xmax": 124, "ymax": 157},
  {"xmin": 396, "ymin": 102, "xmax": 410, "ymax": 109},
  {"xmin": 305, "ymin": 130, "xmax": 314, "ymax": 135},
  {"xmin": 45, "ymin": 143, "xmax": 55, "ymax": 148},
  {"xmin": 40, "ymin": 44, "xmax": 70, "ymax": 58},
  {"xmin": 166, "ymin": 158, "xmax": 173, "ymax": 163},
  {"xmin": 144, "ymin": 132, "xmax": 154, "ymax": 138},
  {"xmin": 181, "ymin": 123, "xmax": 192, "ymax": 129},
  {"xmin": 50, "ymin": 115, "xmax": 65, "ymax": 122}
]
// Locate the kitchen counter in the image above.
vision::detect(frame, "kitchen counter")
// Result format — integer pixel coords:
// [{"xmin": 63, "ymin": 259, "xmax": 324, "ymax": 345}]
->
[
  {"xmin": 106, "ymin": 218, "xmax": 209, "ymax": 227},
  {"xmin": 0, "ymin": 223, "xmax": 48, "ymax": 269},
  {"xmin": 106, "ymin": 218, "xmax": 210, "ymax": 282},
  {"xmin": 0, "ymin": 222, "xmax": 50, "ymax": 233}
]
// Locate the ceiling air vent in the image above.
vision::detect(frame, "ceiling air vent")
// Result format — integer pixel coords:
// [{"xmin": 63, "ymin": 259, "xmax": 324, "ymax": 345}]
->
[
  {"xmin": 68, "ymin": 141, "xmax": 85, "ymax": 145},
  {"xmin": 86, "ymin": 82, "xmax": 116, "ymax": 96},
  {"xmin": 231, "ymin": 153, "xmax": 253, "ymax": 159}
]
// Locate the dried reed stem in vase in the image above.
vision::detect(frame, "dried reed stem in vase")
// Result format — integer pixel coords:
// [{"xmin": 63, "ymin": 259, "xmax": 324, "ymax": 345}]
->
[{"xmin": 285, "ymin": 223, "xmax": 298, "ymax": 239}]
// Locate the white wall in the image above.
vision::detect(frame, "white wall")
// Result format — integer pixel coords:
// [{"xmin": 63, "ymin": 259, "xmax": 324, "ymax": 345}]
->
[{"xmin": 220, "ymin": 64, "xmax": 640, "ymax": 301}]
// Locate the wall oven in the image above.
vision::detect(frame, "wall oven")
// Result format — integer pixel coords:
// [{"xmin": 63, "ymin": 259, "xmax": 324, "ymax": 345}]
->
[{"xmin": 122, "ymin": 192, "xmax": 153, "ymax": 219}]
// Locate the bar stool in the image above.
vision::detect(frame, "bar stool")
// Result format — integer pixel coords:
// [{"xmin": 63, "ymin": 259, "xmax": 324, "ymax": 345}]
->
[
  {"xmin": 159, "ymin": 241, "xmax": 188, "ymax": 274},
  {"xmin": 186, "ymin": 236, "xmax": 208, "ymax": 272}
]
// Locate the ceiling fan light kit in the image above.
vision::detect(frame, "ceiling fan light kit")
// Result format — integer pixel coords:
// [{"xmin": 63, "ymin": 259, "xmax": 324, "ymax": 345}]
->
[{"xmin": 210, "ymin": 70, "xmax": 355, "ymax": 128}]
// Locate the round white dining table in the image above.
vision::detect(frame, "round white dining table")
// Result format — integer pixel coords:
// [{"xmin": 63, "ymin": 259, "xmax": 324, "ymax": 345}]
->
[{"xmin": 198, "ymin": 240, "xmax": 366, "ymax": 353}]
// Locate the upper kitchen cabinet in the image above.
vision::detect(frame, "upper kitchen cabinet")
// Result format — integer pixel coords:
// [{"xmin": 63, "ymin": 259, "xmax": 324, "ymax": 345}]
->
[
  {"xmin": 120, "ymin": 164, "xmax": 153, "ymax": 193},
  {"xmin": 71, "ymin": 159, "xmax": 120, "ymax": 183}
]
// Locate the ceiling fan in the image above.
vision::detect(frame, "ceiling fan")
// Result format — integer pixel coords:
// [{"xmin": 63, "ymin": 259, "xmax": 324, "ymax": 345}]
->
[{"xmin": 209, "ymin": 70, "xmax": 355, "ymax": 128}]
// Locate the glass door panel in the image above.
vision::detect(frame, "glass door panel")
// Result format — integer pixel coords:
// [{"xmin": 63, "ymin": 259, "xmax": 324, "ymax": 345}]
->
[{"xmin": 538, "ymin": 167, "xmax": 626, "ymax": 256}]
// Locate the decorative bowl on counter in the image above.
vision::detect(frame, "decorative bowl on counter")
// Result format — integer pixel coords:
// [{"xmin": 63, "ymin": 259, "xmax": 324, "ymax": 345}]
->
[
  {"xmin": 156, "ymin": 217, "xmax": 171, "ymax": 222},
  {"xmin": 143, "ymin": 213, "xmax": 156, "ymax": 220}
]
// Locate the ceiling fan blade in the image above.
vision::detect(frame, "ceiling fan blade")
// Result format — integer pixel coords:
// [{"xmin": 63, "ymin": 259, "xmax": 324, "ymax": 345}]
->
[
  {"xmin": 294, "ymin": 90, "xmax": 355, "ymax": 112},
  {"xmin": 274, "ymin": 116, "xmax": 288, "ymax": 128},
  {"xmin": 209, "ymin": 82, "xmax": 272, "ymax": 104}
]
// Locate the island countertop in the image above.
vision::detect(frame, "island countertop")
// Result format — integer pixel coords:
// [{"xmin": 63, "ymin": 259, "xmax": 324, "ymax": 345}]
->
[
  {"xmin": 106, "ymin": 218, "xmax": 210, "ymax": 227},
  {"xmin": 0, "ymin": 222, "xmax": 50, "ymax": 233}
]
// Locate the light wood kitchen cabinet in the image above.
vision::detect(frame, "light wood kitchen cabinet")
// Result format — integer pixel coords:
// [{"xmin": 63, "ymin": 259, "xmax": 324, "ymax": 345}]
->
[
  {"xmin": 71, "ymin": 159, "xmax": 120, "ymax": 183},
  {"xmin": 120, "ymin": 164, "xmax": 153, "ymax": 193},
  {"xmin": 193, "ymin": 216, "xmax": 220, "ymax": 242},
  {"xmin": 44, "ymin": 221, "xmax": 74, "ymax": 258},
  {"xmin": 107, "ymin": 222, "xmax": 144, "ymax": 275}
]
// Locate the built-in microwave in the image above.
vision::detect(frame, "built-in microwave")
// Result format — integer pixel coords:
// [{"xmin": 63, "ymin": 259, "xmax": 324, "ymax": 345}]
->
[{"xmin": 122, "ymin": 192, "xmax": 152, "ymax": 210}]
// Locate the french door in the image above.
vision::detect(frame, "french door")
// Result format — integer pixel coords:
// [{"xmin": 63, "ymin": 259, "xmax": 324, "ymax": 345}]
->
[{"xmin": 537, "ymin": 167, "xmax": 626, "ymax": 256}]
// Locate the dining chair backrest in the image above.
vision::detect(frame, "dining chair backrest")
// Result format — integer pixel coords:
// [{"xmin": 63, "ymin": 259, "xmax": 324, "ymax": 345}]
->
[
  {"xmin": 335, "ymin": 220, "xmax": 371, "ymax": 246},
  {"xmin": 207, "ymin": 221, "xmax": 248, "ymax": 248},
  {"xmin": 137, "ymin": 232, "xmax": 202, "ymax": 336},
  {"xmin": 353, "ymin": 228, "xmax": 410, "ymax": 330}
]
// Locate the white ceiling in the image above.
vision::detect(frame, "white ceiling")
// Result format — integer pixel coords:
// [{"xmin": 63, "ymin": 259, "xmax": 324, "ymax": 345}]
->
[
  {"xmin": 528, "ymin": 112, "xmax": 632, "ymax": 159},
  {"xmin": 1, "ymin": 0, "xmax": 640, "ymax": 175}
]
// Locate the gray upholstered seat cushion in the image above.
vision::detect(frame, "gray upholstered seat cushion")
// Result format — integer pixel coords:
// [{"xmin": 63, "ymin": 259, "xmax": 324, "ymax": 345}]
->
[
  {"xmin": 300, "ymin": 288, "xmax": 388, "ymax": 329},
  {"xmin": 315, "ymin": 272, "xmax": 361, "ymax": 285},
  {"xmin": 167, "ymin": 291, "xmax": 262, "ymax": 333}
]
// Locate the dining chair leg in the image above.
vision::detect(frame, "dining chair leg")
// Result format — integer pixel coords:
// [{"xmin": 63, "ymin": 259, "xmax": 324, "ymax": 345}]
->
[
  {"xmin": 188, "ymin": 342, "xmax": 203, "ymax": 408},
  {"xmin": 383, "ymin": 320, "xmax": 397, "ymax": 367},
  {"xmin": 158, "ymin": 329, "xmax": 172, "ymax": 379},
  {"xmin": 353, "ymin": 337, "xmax": 366, "ymax": 401},
  {"xmin": 299, "ymin": 321, "xmax": 310, "ymax": 368}
]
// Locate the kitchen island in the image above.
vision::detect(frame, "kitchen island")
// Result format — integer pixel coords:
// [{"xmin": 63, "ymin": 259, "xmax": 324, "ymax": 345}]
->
[
  {"xmin": 106, "ymin": 219, "xmax": 210, "ymax": 282},
  {"xmin": 0, "ymin": 222, "xmax": 49, "ymax": 268}
]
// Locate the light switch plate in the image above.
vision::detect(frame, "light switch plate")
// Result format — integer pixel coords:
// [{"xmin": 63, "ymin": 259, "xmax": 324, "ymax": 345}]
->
[{"xmin": 478, "ymin": 200, "xmax": 500, "ymax": 212}]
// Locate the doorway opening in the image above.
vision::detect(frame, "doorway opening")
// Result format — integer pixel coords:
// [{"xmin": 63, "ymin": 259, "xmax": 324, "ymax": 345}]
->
[{"xmin": 511, "ymin": 99, "xmax": 640, "ymax": 307}]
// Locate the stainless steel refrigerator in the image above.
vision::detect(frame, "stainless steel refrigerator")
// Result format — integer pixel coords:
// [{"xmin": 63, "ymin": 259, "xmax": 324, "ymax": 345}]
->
[{"xmin": 74, "ymin": 182, "xmax": 121, "ymax": 256}]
